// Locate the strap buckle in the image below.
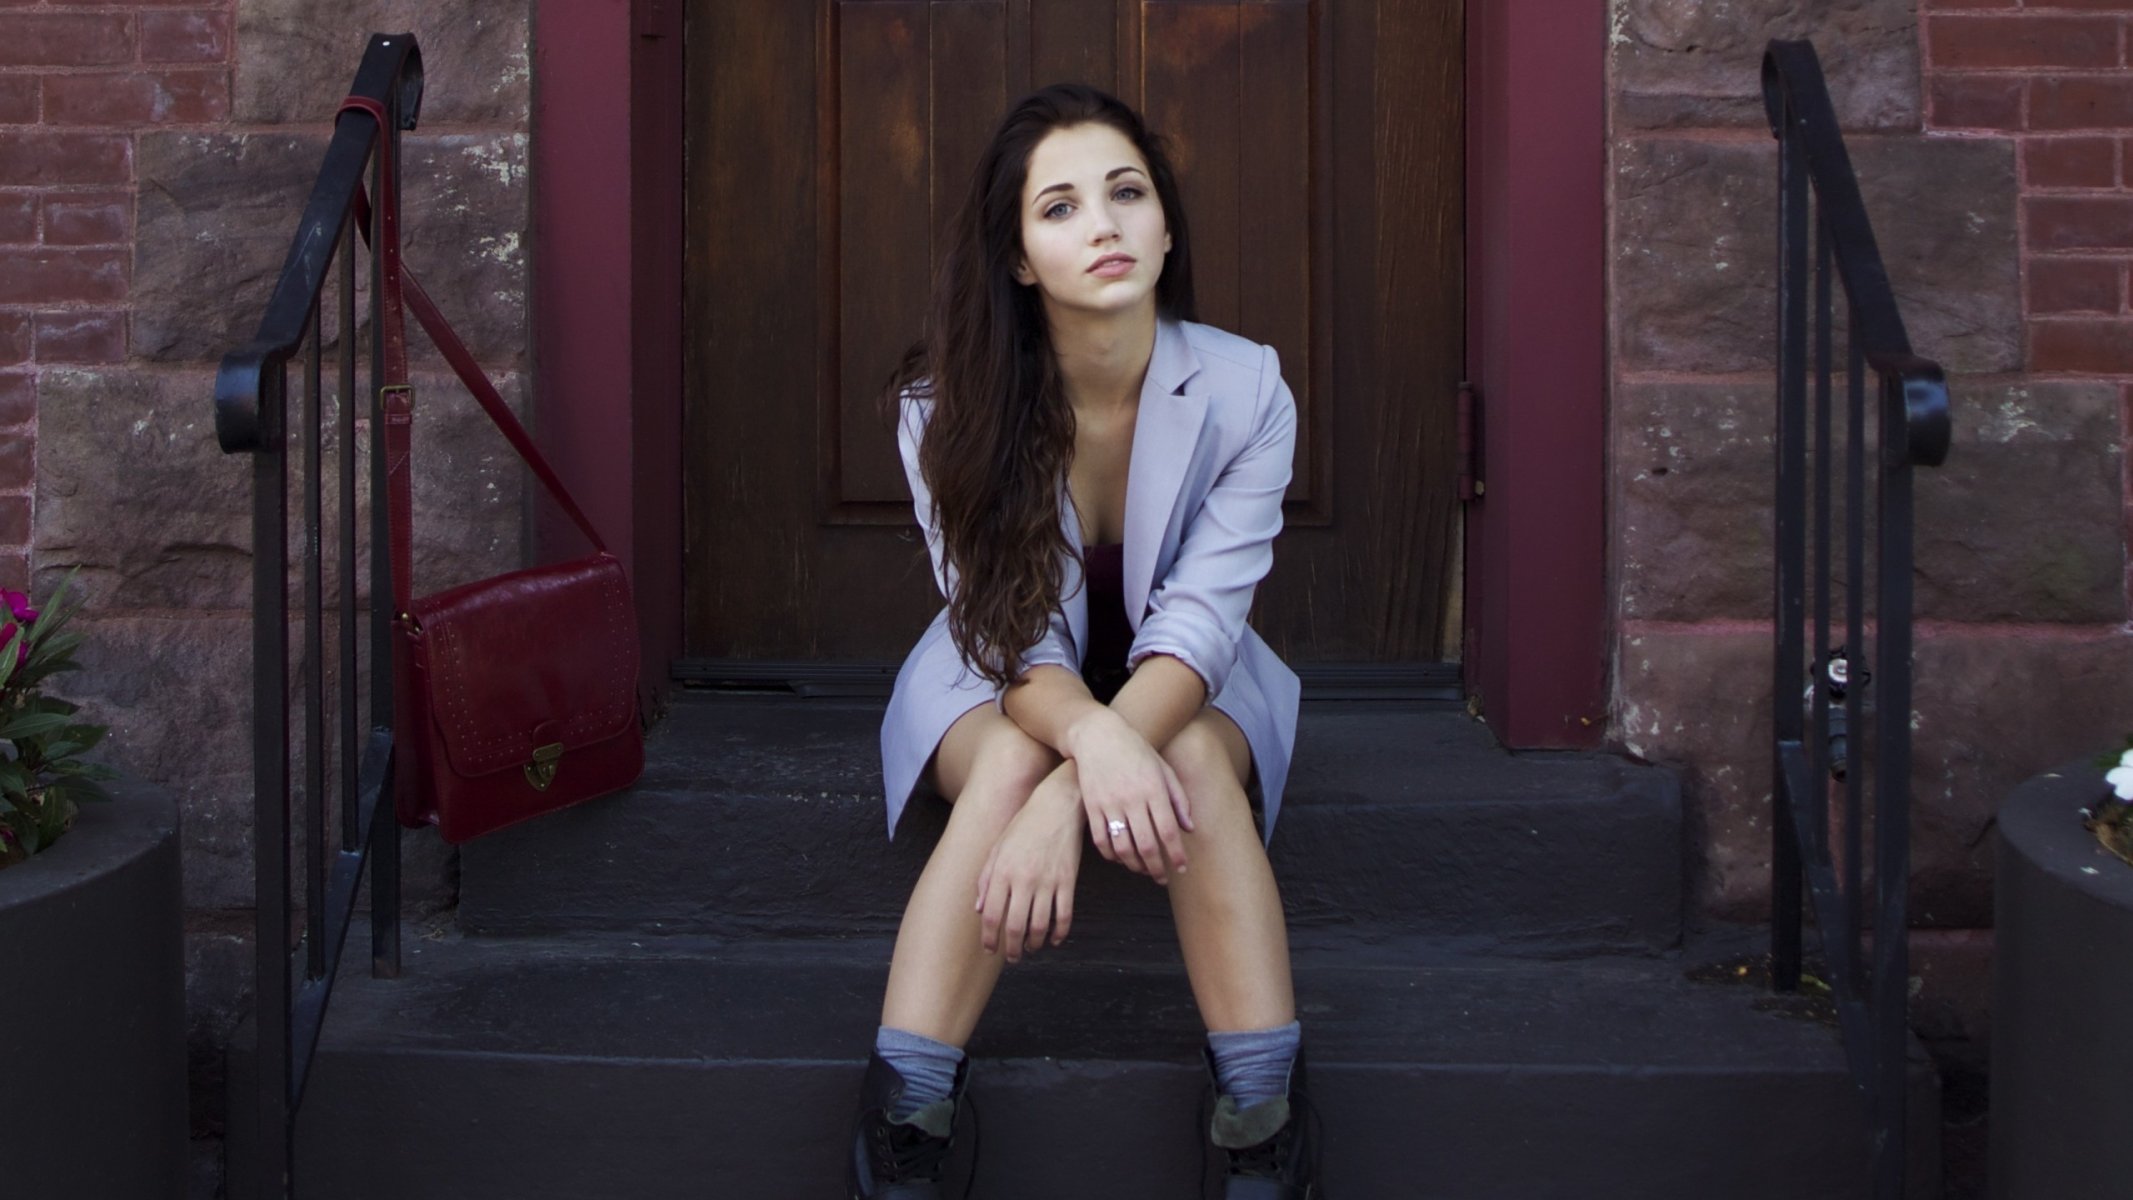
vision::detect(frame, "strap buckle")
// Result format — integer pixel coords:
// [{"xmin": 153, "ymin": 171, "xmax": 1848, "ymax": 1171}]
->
[{"xmin": 379, "ymin": 383, "xmax": 414, "ymax": 415}]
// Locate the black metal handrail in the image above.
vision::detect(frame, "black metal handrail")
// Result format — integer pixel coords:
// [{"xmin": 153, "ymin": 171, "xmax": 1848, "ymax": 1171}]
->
[
  {"xmin": 214, "ymin": 33, "xmax": 423, "ymax": 1199},
  {"xmin": 1762, "ymin": 39, "xmax": 1950, "ymax": 1200}
]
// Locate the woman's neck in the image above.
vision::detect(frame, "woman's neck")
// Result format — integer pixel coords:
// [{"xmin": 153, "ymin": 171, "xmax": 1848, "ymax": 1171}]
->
[{"xmin": 1045, "ymin": 297, "xmax": 1158, "ymax": 418}]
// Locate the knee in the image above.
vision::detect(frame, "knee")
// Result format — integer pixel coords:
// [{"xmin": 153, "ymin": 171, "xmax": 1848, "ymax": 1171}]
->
[
  {"xmin": 1162, "ymin": 718, "xmax": 1243, "ymax": 798},
  {"xmin": 961, "ymin": 725, "xmax": 1058, "ymax": 809}
]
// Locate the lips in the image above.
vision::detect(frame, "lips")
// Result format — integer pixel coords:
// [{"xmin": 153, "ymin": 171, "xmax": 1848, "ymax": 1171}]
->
[{"xmin": 1088, "ymin": 254, "xmax": 1137, "ymax": 275}]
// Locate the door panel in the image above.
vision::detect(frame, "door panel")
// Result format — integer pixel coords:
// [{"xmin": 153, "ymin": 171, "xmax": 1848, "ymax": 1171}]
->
[{"xmin": 685, "ymin": 0, "xmax": 1463, "ymax": 664}]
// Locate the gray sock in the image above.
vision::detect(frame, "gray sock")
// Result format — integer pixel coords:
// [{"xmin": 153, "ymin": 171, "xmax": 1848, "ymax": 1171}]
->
[
  {"xmin": 874, "ymin": 1025, "xmax": 966, "ymax": 1122},
  {"xmin": 1207, "ymin": 1020, "xmax": 1302, "ymax": 1109}
]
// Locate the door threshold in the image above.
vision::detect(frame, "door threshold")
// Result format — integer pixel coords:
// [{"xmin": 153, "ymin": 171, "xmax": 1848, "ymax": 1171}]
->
[{"xmin": 672, "ymin": 660, "xmax": 1465, "ymax": 705}]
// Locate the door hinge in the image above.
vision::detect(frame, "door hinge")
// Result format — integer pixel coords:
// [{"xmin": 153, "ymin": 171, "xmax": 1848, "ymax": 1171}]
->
[{"xmin": 1457, "ymin": 380, "xmax": 1485, "ymax": 501}]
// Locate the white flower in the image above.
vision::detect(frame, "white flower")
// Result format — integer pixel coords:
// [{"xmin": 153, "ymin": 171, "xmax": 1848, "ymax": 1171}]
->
[
  {"xmin": 2108, "ymin": 764, "xmax": 2133, "ymax": 801},
  {"xmin": 2120, "ymin": 748, "xmax": 2133, "ymax": 769}
]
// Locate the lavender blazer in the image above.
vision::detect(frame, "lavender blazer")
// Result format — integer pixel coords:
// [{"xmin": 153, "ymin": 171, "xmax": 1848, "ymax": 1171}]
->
[{"xmin": 879, "ymin": 316, "xmax": 1302, "ymax": 842}]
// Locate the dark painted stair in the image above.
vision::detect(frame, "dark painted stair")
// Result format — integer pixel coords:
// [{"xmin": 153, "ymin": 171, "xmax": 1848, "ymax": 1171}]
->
[{"xmin": 226, "ymin": 696, "xmax": 1942, "ymax": 1198}]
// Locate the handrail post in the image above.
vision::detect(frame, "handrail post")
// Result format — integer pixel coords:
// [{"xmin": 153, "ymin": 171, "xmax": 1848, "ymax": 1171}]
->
[
  {"xmin": 1763, "ymin": 38, "xmax": 1952, "ymax": 1200},
  {"xmin": 1770, "ymin": 85, "xmax": 1809, "ymax": 996},
  {"xmin": 214, "ymin": 33, "xmax": 424, "ymax": 1197}
]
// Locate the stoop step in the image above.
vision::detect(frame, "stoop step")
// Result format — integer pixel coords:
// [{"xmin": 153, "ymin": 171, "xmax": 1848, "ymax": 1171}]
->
[
  {"xmin": 225, "ymin": 926, "xmax": 1941, "ymax": 1200},
  {"xmin": 460, "ymin": 697, "xmax": 1684, "ymax": 956}
]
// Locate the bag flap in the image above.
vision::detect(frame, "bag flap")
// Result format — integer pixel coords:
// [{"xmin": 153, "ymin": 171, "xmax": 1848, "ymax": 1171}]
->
[{"xmin": 411, "ymin": 554, "xmax": 639, "ymax": 778}]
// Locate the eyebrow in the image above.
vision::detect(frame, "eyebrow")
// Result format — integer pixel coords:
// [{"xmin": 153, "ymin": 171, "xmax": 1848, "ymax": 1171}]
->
[{"xmin": 1032, "ymin": 165, "xmax": 1149, "ymax": 205}]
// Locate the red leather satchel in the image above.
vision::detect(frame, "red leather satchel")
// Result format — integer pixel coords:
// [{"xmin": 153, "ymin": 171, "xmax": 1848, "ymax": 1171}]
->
[{"xmin": 342, "ymin": 95, "xmax": 644, "ymax": 843}]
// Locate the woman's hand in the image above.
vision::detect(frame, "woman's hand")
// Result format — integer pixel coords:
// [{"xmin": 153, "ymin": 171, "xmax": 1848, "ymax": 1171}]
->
[
  {"xmin": 975, "ymin": 761, "xmax": 1087, "ymax": 962},
  {"xmin": 1064, "ymin": 707, "xmax": 1195, "ymax": 884}
]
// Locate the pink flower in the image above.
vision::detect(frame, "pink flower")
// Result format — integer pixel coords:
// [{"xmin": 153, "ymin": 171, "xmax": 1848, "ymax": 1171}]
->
[{"xmin": 0, "ymin": 590, "xmax": 35, "ymax": 626}]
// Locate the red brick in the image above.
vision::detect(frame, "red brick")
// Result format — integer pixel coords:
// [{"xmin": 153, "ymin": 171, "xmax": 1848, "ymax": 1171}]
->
[
  {"xmin": 0, "ymin": 554, "xmax": 28, "ymax": 594},
  {"xmin": 0, "ymin": 431, "xmax": 29, "ymax": 491},
  {"xmin": 0, "ymin": 76, "xmax": 34, "ymax": 124},
  {"xmin": 1929, "ymin": 15, "xmax": 2121, "ymax": 69},
  {"xmin": 44, "ymin": 70, "xmax": 228, "ymax": 125},
  {"xmin": 2029, "ymin": 196, "xmax": 2133, "ymax": 250},
  {"xmin": 0, "ymin": 312, "xmax": 26, "ymax": 365},
  {"xmin": 0, "ymin": 372, "xmax": 28, "ymax": 428},
  {"xmin": 2032, "ymin": 75, "xmax": 2133, "ymax": 129},
  {"xmin": 0, "ymin": 193, "xmax": 31, "ymax": 244},
  {"xmin": 141, "ymin": 11, "xmax": 230, "ymax": 65},
  {"xmin": 0, "ymin": 372, "xmax": 30, "ymax": 427},
  {"xmin": 2030, "ymin": 257, "xmax": 2123, "ymax": 313},
  {"xmin": 2025, "ymin": 136, "xmax": 2118, "ymax": 187},
  {"xmin": 42, "ymin": 193, "xmax": 126, "ymax": 246},
  {"xmin": 0, "ymin": 131, "xmax": 128, "ymax": 186},
  {"xmin": 1929, "ymin": 74, "xmax": 2026, "ymax": 130},
  {"xmin": 32, "ymin": 309, "xmax": 121, "ymax": 363},
  {"xmin": 1924, "ymin": 0, "xmax": 2012, "ymax": 8},
  {"xmin": 0, "ymin": 249, "xmax": 124, "ymax": 304},
  {"xmin": 2032, "ymin": 318, "xmax": 2133, "ymax": 372},
  {"xmin": 0, "ymin": 496, "xmax": 27, "ymax": 545},
  {"xmin": 0, "ymin": 14, "xmax": 133, "ymax": 68}
]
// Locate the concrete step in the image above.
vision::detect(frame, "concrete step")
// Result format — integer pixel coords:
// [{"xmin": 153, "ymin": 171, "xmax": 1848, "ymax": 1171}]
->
[
  {"xmin": 458, "ymin": 697, "xmax": 1685, "ymax": 956},
  {"xmin": 225, "ymin": 926, "xmax": 1940, "ymax": 1200}
]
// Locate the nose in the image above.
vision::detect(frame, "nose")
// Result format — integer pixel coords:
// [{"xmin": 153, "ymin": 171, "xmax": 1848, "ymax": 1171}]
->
[{"xmin": 1089, "ymin": 202, "xmax": 1122, "ymax": 242}]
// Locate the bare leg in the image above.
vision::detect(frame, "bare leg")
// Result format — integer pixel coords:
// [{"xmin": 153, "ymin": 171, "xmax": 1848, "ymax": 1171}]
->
[
  {"xmin": 1164, "ymin": 709, "xmax": 1295, "ymax": 1032},
  {"xmin": 879, "ymin": 703, "xmax": 1060, "ymax": 1047}
]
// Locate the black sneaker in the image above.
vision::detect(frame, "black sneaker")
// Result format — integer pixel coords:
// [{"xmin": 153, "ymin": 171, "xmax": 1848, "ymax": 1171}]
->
[
  {"xmin": 848, "ymin": 1050, "xmax": 969, "ymax": 1199},
  {"xmin": 1204, "ymin": 1046, "xmax": 1323, "ymax": 1199}
]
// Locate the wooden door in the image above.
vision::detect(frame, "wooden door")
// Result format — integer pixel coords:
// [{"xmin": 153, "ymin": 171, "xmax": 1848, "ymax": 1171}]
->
[{"xmin": 683, "ymin": 0, "xmax": 1463, "ymax": 673}]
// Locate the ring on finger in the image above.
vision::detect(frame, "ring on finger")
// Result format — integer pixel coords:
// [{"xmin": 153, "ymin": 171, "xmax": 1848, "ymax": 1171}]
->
[{"xmin": 1106, "ymin": 817, "xmax": 1129, "ymax": 839}]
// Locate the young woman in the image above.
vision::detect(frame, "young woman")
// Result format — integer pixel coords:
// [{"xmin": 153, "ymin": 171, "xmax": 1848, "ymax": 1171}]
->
[{"xmin": 850, "ymin": 83, "xmax": 1315, "ymax": 1199}]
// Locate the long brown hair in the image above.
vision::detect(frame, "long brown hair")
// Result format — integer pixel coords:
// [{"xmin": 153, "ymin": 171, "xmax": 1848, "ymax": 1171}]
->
[{"xmin": 885, "ymin": 83, "xmax": 1197, "ymax": 688}]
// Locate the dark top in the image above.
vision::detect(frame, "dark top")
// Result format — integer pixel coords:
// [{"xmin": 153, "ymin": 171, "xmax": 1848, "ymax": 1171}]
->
[{"xmin": 1080, "ymin": 543, "xmax": 1133, "ymax": 703}]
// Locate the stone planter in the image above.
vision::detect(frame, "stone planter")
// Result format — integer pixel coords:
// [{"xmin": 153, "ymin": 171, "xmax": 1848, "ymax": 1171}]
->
[
  {"xmin": 1990, "ymin": 759, "xmax": 2133, "ymax": 1200},
  {"xmin": 0, "ymin": 778, "xmax": 187, "ymax": 1198}
]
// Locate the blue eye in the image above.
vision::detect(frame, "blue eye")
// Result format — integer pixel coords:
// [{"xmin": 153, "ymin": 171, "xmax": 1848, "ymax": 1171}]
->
[
  {"xmin": 1115, "ymin": 185, "xmax": 1145, "ymax": 201},
  {"xmin": 1043, "ymin": 201, "xmax": 1072, "ymax": 219}
]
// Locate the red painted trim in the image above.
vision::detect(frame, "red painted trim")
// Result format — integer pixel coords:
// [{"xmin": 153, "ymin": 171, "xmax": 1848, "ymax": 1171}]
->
[
  {"xmin": 1464, "ymin": 2, "xmax": 1610, "ymax": 747},
  {"xmin": 629, "ymin": 0, "xmax": 686, "ymax": 692},
  {"xmin": 531, "ymin": 0, "xmax": 684, "ymax": 698}
]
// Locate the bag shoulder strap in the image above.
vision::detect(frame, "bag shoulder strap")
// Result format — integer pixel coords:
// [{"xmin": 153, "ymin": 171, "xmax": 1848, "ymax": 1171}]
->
[{"xmin": 337, "ymin": 95, "xmax": 611, "ymax": 612}]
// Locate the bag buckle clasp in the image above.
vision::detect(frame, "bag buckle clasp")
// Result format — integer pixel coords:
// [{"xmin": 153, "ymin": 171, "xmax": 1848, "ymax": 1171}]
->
[{"xmin": 524, "ymin": 742, "xmax": 564, "ymax": 791}]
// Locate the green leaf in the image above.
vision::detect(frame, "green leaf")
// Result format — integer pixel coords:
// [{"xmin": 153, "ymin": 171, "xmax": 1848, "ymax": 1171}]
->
[
  {"xmin": 0, "ymin": 712, "xmax": 72, "ymax": 740},
  {"xmin": 0, "ymin": 759, "xmax": 30, "ymax": 796},
  {"xmin": 60, "ymin": 724, "xmax": 106, "ymax": 753},
  {"xmin": 23, "ymin": 630, "xmax": 82, "ymax": 674},
  {"xmin": 0, "ymin": 627, "xmax": 22, "ymax": 691},
  {"xmin": 40, "ymin": 741, "xmax": 80, "ymax": 761},
  {"xmin": 66, "ymin": 777, "xmax": 110, "ymax": 804}
]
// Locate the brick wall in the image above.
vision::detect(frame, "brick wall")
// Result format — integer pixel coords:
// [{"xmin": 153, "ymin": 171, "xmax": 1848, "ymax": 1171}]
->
[
  {"xmin": 0, "ymin": 3, "xmax": 534, "ymax": 1192},
  {"xmin": 0, "ymin": 1, "xmax": 235, "ymax": 594},
  {"xmin": 1922, "ymin": 0, "xmax": 2133, "ymax": 513},
  {"xmin": 1611, "ymin": 3, "xmax": 2133, "ymax": 1194}
]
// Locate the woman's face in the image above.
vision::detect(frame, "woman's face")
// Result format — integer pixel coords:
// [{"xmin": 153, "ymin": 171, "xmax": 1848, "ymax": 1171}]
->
[{"xmin": 1012, "ymin": 122, "xmax": 1172, "ymax": 319}]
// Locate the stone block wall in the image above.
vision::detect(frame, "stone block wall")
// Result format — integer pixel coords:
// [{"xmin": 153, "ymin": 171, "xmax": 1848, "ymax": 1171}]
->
[
  {"xmin": 1610, "ymin": 1, "xmax": 2133, "ymax": 1191},
  {"xmin": 0, "ymin": 2, "xmax": 530, "ymax": 1193}
]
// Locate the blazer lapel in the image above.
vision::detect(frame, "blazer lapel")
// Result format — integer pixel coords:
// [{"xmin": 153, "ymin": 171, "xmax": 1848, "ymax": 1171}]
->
[{"xmin": 1123, "ymin": 316, "xmax": 1206, "ymax": 625}]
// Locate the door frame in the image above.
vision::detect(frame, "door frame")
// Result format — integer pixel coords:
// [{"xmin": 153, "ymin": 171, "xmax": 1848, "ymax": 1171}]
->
[{"xmin": 529, "ymin": 0, "xmax": 1608, "ymax": 750}]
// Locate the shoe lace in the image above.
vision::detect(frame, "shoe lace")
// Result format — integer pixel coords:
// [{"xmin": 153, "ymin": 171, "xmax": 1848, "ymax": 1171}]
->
[
  {"xmin": 879, "ymin": 1117, "xmax": 952, "ymax": 1181},
  {"xmin": 873, "ymin": 1091, "xmax": 980, "ymax": 1196},
  {"xmin": 1221, "ymin": 1090, "xmax": 1326, "ymax": 1187}
]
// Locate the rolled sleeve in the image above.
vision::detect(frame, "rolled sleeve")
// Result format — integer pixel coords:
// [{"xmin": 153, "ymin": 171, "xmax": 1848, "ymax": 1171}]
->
[{"xmin": 1127, "ymin": 344, "xmax": 1297, "ymax": 700}]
